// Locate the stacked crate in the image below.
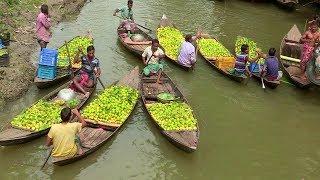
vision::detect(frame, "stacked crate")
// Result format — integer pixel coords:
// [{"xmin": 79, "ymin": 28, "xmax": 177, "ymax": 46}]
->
[{"xmin": 37, "ymin": 48, "xmax": 58, "ymax": 80}]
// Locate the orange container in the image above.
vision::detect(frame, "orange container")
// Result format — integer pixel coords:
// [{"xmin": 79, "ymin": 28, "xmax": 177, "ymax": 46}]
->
[{"xmin": 215, "ymin": 57, "xmax": 235, "ymax": 70}]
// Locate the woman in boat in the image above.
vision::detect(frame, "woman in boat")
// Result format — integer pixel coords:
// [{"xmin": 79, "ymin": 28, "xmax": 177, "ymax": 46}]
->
[
  {"xmin": 231, "ymin": 44, "xmax": 260, "ymax": 77},
  {"xmin": 142, "ymin": 39, "xmax": 166, "ymax": 84},
  {"xmin": 72, "ymin": 45, "xmax": 101, "ymax": 97},
  {"xmin": 46, "ymin": 108, "xmax": 86, "ymax": 160},
  {"xmin": 178, "ymin": 34, "xmax": 199, "ymax": 68},
  {"xmin": 259, "ymin": 48, "xmax": 282, "ymax": 81},
  {"xmin": 300, "ymin": 22, "xmax": 320, "ymax": 79},
  {"xmin": 36, "ymin": 4, "xmax": 51, "ymax": 50}
]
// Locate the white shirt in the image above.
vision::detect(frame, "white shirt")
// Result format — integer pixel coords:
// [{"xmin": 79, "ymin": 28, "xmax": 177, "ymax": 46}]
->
[{"xmin": 142, "ymin": 46, "xmax": 165, "ymax": 65}]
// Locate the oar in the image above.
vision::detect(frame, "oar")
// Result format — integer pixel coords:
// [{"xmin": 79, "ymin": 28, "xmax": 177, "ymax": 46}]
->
[
  {"xmin": 115, "ymin": 15, "xmax": 153, "ymax": 32},
  {"xmin": 64, "ymin": 41, "xmax": 74, "ymax": 78},
  {"xmin": 261, "ymin": 75, "xmax": 266, "ymax": 89},
  {"xmin": 41, "ymin": 147, "xmax": 53, "ymax": 169}
]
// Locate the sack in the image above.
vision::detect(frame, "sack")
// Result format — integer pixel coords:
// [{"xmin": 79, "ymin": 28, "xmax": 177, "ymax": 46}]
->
[
  {"xmin": 131, "ymin": 34, "xmax": 145, "ymax": 42},
  {"xmin": 57, "ymin": 88, "xmax": 76, "ymax": 101}
]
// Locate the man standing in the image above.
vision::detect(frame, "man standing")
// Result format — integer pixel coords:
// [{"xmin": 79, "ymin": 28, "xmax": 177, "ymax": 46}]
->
[
  {"xmin": 142, "ymin": 39, "xmax": 165, "ymax": 84},
  {"xmin": 113, "ymin": 0, "xmax": 136, "ymax": 33},
  {"xmin": 178, "ymin": 34, "xmax": 198, "ymax": 68},
  {"xmin": 36, "ymin": 4, "xmax": 51, "ymax": 50}
]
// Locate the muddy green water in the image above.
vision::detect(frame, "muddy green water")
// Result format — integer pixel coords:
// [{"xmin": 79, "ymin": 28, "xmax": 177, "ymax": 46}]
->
[{"xmin": 1, "ymin": 0, "xmax": 320, "ymax": 179}]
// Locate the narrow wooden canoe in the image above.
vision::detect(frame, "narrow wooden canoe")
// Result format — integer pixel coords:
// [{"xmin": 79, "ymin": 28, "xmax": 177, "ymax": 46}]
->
[
  {"xmin": 251, "ymin": 72, "xmax": 280, "ymax": 89},
  {"xmin": 197, "ymin": 35, "xmax": 247, "ymax": 83},
  {"xmin": 117, "ymin": 25, "xmax": 153, "ymax": 57},
  {"xmin": 157, "ymin": 14, "xmax": 191, "ymax": 71},
  {"xmin": 276, "ymin": 0, "xmax": 298, "ymax": 10},
  {"xmin": 0, "ymin": 80, "xmax": 96, "ymax": 146},
  {"xmin": 279, "ymin": 25, "xmax": 311, "ymax": 88},
  {"xmin": 52, "ymin": 66, "xmax": 140, "ymax": 166},
  {"xmin": 140, "ymin": 72, "xmax": 199, "ymax": 152}
]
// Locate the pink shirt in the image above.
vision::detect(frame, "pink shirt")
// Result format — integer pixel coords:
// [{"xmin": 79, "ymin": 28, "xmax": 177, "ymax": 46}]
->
[
  {"xmin": 178, "ymin": 41, "xmax": 196, "ymax": 68},
  {"xmin": 36, "ymin": 12, "xmax": 51, "ymax": 42}
]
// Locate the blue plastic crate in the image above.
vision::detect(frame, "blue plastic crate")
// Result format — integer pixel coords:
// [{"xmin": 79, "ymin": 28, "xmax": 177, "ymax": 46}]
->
[
  {"xmin": 38, "ymin": 48, "xmax": 58, "ymax": 67},
  {"xmin": 37, "ymin": 65, "xmax": 57, "ymax": 80}
]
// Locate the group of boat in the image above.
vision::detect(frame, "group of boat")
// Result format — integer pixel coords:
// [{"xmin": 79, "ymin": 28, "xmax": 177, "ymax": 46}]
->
[{"xmin": 0, "ymin": 13, "xmax": 318, "ymax": 167}]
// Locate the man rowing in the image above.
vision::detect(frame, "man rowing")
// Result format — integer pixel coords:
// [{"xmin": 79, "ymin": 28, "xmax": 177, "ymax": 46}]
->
[
  {"xmin": 142, "ymin": 39, "xmax": 165, "ymax": 84},
  {"xmin": 113, "ymin": 0, "xmax": 136, "ymax": 34},
  {"xmin": 46, "ymin": 108, "xmax": 86, "ymax": 160}
]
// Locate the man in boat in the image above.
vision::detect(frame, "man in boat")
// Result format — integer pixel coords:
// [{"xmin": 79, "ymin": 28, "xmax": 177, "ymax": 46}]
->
[
  {"xmin": 113, "ymin": 0, "xmax": 136, "ymax": 35},
  {"xmin": 142, "ymin": 39, "xmax": 165, "ymax": 84},
  {"xmin": 36, "ymin": 4, "xmax": 52, "ymax": 50},
  {"xmin": 72, "ymin": 45, "xmax": 101, "ymax": 97},
  {"xmin": 300, "ymin": 22, "xmax": 320, "ymax": 79},
  {"xmin": 178, "ymin": 34, "xmax": 200, "ymax": 68},
  {"xmin": 231, "ymin": 44, "xmax": 260, "ymax": 77},
  {"xmin": 46, "ymin": 108, "xmax": 86, "ymax": 160},
  {"xmin": 258, "ymin": 48, "xmax": 282, "ymax": 81}
]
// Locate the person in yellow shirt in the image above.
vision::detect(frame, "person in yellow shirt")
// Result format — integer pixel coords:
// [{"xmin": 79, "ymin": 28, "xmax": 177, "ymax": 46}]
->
[{"xmin": 46, "ymin": 107, "xmax": 86, "ymax": 160}]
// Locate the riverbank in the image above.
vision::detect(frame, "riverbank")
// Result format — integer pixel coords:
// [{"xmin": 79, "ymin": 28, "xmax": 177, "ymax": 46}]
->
[{"xmin": 0, "ymin": 0, "xmax": 88, "ymax": 108}]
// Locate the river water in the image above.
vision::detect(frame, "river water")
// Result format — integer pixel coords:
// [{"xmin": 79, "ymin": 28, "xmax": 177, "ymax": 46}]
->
[{"xmin": 1, "ymin": 0, "xmax": 320, "ymax": 179}]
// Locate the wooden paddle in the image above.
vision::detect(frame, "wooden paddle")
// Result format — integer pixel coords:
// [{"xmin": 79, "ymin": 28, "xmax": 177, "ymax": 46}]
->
[
  {"xmin": 64, "ymin": 41, "xmax": 75, "ymax": 78},
  {"xmin": 41, "ymin": 147, "xmax": 53, "ymax": 169},
  {"xmin": 115, "ymin": 15, "xmax": 153, "ymax": 32}
]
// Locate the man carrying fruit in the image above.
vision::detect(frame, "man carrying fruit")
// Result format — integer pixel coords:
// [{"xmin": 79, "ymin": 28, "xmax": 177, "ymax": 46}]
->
[
  {"xmin": 142, "ymin": 39, "xmax": 166, "ymax": 84},
  {"xmin": 178, "ymin": 34, "xmax": 200, "ymax": 68},
  {"xmin": 46, "ymin": 108, "xmax": 86, "ymax": 160},
  {"xmin": 72, "ymin": 45, "xmax": 101, "ymax": 97}
]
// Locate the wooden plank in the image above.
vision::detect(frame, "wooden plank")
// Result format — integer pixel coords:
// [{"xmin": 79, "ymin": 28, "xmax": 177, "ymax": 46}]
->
[{"xmin": 0, "ymin": 128, "xmax": 31, "ymax": 140}]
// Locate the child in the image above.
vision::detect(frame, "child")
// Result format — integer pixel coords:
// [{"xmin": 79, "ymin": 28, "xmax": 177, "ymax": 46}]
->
[{"xmin": 232, "ymin": 44, "xmax": 260, "ymax": 77}]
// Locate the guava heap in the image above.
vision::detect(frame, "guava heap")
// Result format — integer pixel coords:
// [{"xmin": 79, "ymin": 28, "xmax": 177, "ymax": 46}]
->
[
  {"xmin": 11, "ymin": 100, "xmax": 62, "ymax": 132},
  {"xmin": 147, "ymin": 102, "xmax": 197, "ymax": 131},
  {"xmin": 198, "ymin": 38, "xmax": 232, "ymax": 58},
  {"xmin": 57, "ymin": 36, "xmax": 93, "ymax": 68},
  {"xmin": 82, "ymin": 86, "xmax": 139, "ymax": 124},
  {"xmin": 157, "ymin": 27, "xmax": 184, "ymax": 60}
]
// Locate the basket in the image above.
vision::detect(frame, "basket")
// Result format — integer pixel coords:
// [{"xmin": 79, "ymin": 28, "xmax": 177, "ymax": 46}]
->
[
  {"xmin": 37, "ymin": 65, "xmax": 57, "ymax": 80},
  {"xmin": 215, "ymin": 57, "xmax": 235, "ymax": 70},
  {"xmin": 39, "ymin": 48, "xmax": 58, "ymax": 67}
]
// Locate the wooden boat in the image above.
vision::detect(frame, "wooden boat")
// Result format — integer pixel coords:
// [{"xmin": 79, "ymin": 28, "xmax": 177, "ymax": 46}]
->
[
  {"xmin": 157, "ymin": 14, "xmax": 191, "ymax": 71},
  {"xmin": 117, "ymin": 24, "xmax": 153, "ymax": 57},
  {"xmin": 0, "ymin": 80, "xmax": 96, "ymax": 146},
  {"xmin": 140, "ymin": 72, "xmax": 199, "ymax": 152},
  {"xmin": 279, "ymin": 24, "xmax": 311, "ymax": 88},
  {"xmin": 52, "ymin": 66, "xmax": 140, "ymax": 166},
  {"xmin": 251, "ymin": 72, "xmax": 280, "ymax": 89},
  {"xmin": 34, "ymin": 68, "xmax": 79, "ymax": 89},
  {"xmin": 276, "ymin": 0, "xmax": 298, "ymax": 10},
  {"xmin": 196, "ymin": 35, "xmax": 247, "ymax": 83},
  {"xmin": 34, "ymin": 35, "xmax": 92, "ymax": 89}
]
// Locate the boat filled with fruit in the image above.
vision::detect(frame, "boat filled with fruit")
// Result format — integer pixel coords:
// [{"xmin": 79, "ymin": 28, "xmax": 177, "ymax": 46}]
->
[
  {"xmin": 235, "ymin": 36, "xmax": 280, "ymax": 88},
  {"xmin": 140, "ymin": 71, "xmax": 199, "ymax": 152},
  {"xmin": 196, "ymin": 32, "xmax": 246, "ymax": 83},
  {"xmin": 53, "ymin": 66, "xmax": 140, "ymax": 166},
  {"xmin": 0, "ymin": 80, "xmax": 96, "ymax": 146},
  {"xmin": 157, "ymin": 14, "xmax": 190, "ymax": 70},
  {"xmin": 34, "ymin": 35, "xmax": 93, "ymax": 88}
]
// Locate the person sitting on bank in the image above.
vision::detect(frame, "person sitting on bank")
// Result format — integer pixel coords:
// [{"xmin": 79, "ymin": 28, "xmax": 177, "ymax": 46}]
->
[
  {"xmin": 72, "ymin": 45, "xmax": 101, "ymax": 97},
  {"xmin": 178, "ymin": 34, "xmax": 199, "ymax": 68},
  {"xmin": 36, "ymin": 4, "xmax": 51, "ymax": 50},
  {"xmin": 300, "ymin": 22, "xmax": 320, "ymax": 80},
  {"xmin": 231, "ymin": 44, "xmax": 260, "ymax": 77},
  {"xmin": 142, "ymin": 39, "xmax": 166, "ymax": 84},
  {"xmin": 46, "ymin": 108, "xmax": 86, "ymax": 160},
  {"xmin": 258, "ymin": 48, "xmax": 282, "ymax": 81}
]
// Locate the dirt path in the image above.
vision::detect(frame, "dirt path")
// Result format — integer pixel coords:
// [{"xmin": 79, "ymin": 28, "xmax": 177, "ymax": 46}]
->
[{"xmin": 0, "ymin": 0, "xmax": 88, "ymax": 108}]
